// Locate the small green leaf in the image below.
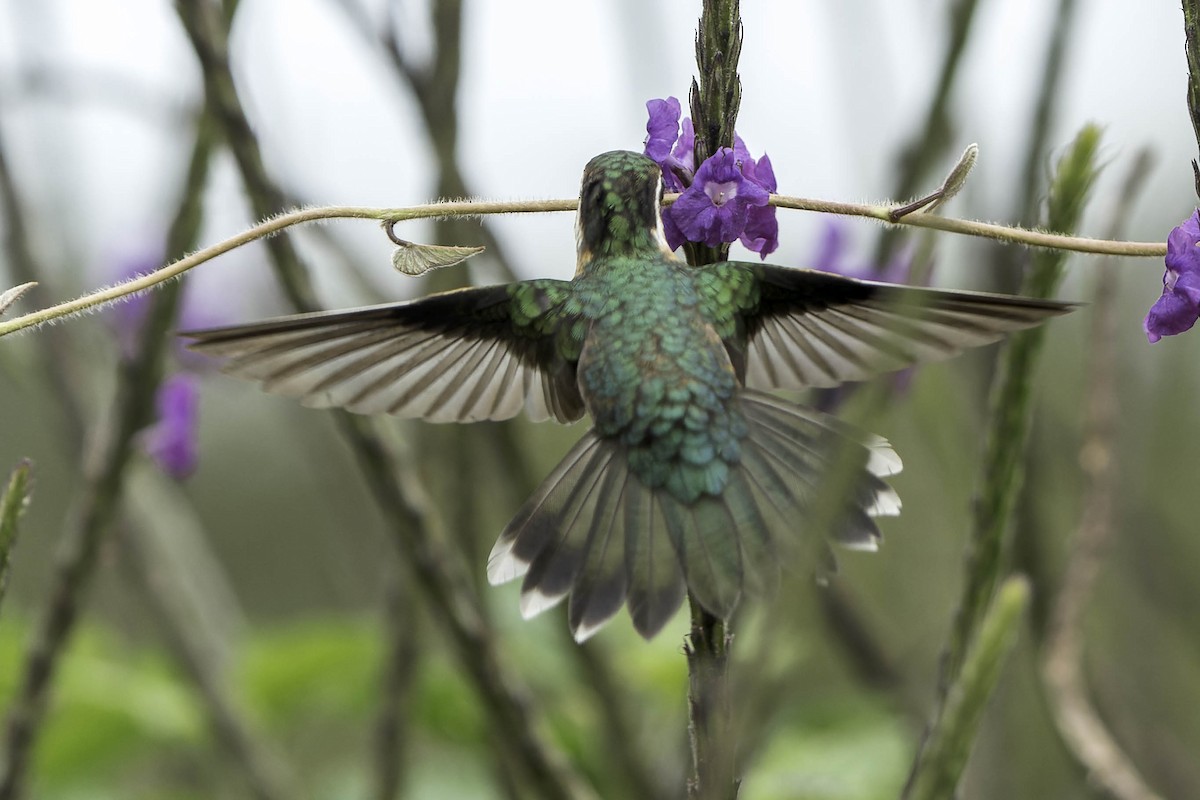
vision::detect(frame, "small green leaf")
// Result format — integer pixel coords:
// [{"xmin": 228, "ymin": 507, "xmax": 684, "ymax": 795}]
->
[
  {"xmin": 0, "ymin": 282, "xmax": 36, "ymax": 317},
  {"xmin": 939, "ymin": 143, "xmax": 978, "ymax": 204},
  {"xmin": 391, "ymin": 241, "xmax": 485, "ymax": 276}
]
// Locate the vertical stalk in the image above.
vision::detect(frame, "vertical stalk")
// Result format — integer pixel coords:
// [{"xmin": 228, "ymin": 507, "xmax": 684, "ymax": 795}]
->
[
  {"xmin": 683, "ymin": 2, "xmax": 742, "ymax": 798},
  {"xmin": 686, "ymin": 598, "xmax": 736, "ymax": 800},
  {"xmin": 1182, "ymin": 0, "xmax": 1200, "ymax": 199}
]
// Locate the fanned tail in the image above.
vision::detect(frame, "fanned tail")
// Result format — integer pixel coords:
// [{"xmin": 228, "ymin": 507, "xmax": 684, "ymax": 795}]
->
[{"xmin": 487, "ymin": 391, "xmax": 902, "ymax": 641}]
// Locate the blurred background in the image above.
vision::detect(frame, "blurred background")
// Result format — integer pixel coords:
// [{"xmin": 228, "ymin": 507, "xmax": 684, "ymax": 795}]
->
[{"xmin": 1, "ymin": 0, "xmax": 1198, "ymax": 798}]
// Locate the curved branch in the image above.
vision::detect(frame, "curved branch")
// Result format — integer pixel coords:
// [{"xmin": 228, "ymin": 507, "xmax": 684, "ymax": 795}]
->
[{"xmin": 0, "ymin": 195, "xmax": 1165, "ymax": 339}]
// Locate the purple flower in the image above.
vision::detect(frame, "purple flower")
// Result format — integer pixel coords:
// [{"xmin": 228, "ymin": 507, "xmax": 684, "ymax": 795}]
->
[
  {"xmin": 140, "ymin": 374, "xmax": 201, "ymax": 479},
  {"xmin": 811, "ymin": 221, "xmax": 919, "ymax": 401},
  {"xmin": 1145, "ymin": 210, "xmax": 1200, "ymax": 343},
  {"xmin": 643, "ymin": 97, "xmax": 779, "ymax": 256},
  {"xmin": 108, "ymin": 249, "xmax": 221, "ymax": 478},
  {"xmin": 813, "ymin": 220, "xmax": 914, "ymax": 284},
  {"xmin": 668, "ymin": 148, "xmax": 770, "ymax": 249}
]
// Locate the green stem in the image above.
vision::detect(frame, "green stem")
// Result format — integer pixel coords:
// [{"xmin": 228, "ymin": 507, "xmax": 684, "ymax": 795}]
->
[
  {"xmin": 686, "ymin": 596, "xmax": 736, "ymax": 800},
  {"xmin": 902, "ymin": 124, "xmax": 1102, "ymax": 800},
  {"xmin": 0, "ymin": 111, "xmax": 213, "ymax": 800},
  {"xmin": 0, "ymin": 461, "xmax": 32, "ymax": 615},
  {"xmin": 874, "ymin": 0, "xmax": 982, "ymax": 264},
  {"xmin": 1182, "ymin": 0, "xmax": 1200, "ymax": 198},
  {"xmin": 684, "ymin": 2, "xmax": 742, "ymax": 799},
  {"xmin": 906, "ymin": 578, "xmax": 1031, "ymax": 800},
  {"xmin": 174, "ymin": 4, "xmax": 592, "ymax": 797}
]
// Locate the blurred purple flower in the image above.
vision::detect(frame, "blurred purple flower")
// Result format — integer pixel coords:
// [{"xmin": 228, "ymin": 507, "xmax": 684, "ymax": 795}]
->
[
  {"xmin": 108, "ymin": 249, "xmax": 221, "ymax": 479},
  {"xmin": 140, "ymin": 374, "xmax": 201, "ymax": 479},
  {"xmin": 643, "ymin": 96, "xmax": 779, "ymax": 256},
  {"xmin": 813, "ymin": 220, "xmax": 914, "ymax": 284},
  {"xmin": 1144, "ymin": 210, "xmax": 1200, "ymax": 343},
  {"xmin": 811, "ymin": 221, "xmax": 920, "ymax": 407}
]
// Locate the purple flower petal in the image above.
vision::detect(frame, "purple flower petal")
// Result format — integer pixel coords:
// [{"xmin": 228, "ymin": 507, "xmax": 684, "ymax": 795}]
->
[
  {"xmin": 662, "ymin": 206, "xmax": 687, "ymax": 251},
  {"xmin": 643, "ymin": 97, "xmax": 693, "ymax": 192},
  {"xmin": 742, "ymin": 152, "xmax": 777, "ymax": 193},
  {"xmin": 1146, "ymin": 211, "xmax": 1200, "ymax": 343},
  {"xmin": 644, "ymin": 97, "xmax": 681, "ymax": 163},
  {"xmin": 141, "ymin": 374, "xmax": 201, "ymax": 479},
  {"xmin": 1145, "ymin": 288, "xmax": 1200, "ymax": 343},
  {"xmin": 1166, "ymin": 210, "xmax": 1200, "ymax": 274},
  {"xmin": 740, "ymin": 205, "xmax": 779, "ymax": 257}
]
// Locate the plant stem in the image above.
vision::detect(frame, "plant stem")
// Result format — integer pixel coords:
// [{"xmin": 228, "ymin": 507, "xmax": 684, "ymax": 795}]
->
[
  {"xmin": 905, "ymin": 577, "xmax": 1031, "ymax": 800},
  {"xmin": 686, "ymin": 597, "xmax": 736, "ymax": 800},
  {"xmin": 174, "ymin": 4, "xmax": 593, "ymax": 797},
  {"xmin": 1181, "ymin": 0, "xmax": 1200, "ymax": 198},
  {"xmin": 0, "ymin": 192, "xmax": 1165, "ymax": 340},
  {"xmin": 0, "ymin": 107, "xmax": 212, "ymax": 800},
  {"xmin": 0, "ymin": 461, "xmax": 32, "ymax": 615},
  {"xmin": 684, "ymin": 2, "xmax": 742, "ymax": 798},
  {"xmin": 1040, "ymin": 149, "xmax": 1164, "ymax": 800},
  {"xmin": 902, "ymin": 124, "xmax": 1102, "ymax": 800}
]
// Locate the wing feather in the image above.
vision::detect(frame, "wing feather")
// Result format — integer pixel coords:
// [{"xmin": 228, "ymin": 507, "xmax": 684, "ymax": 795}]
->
[
  {"xmin": 183, "ymin": 283, "xmax": 585, "ymax": 423},
  {"xmin": 721, "ymin": 264, "xmax": 1075, "ymax": 391}
]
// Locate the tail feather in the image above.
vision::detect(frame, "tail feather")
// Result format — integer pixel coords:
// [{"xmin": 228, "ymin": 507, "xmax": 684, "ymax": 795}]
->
[
  {"xmin": 517, "ymin": 440, "xmax": 615, "ymax": 619},
  {"xmin": 659, "ymin": 494, "xmax": 743, "ymax": 621},
  {"xmin": 486, "ymin": 434, "xmax": 605, "ymax": 586},
  {"xmin": 719, "ymin": 469, "xmax": 782, "ymax": 597},
  {"xmin": 624, "ymin": 491, "xmax": 687, "ymax": 640},
  {"xmin": 488, "ymin": 391, "xmax": 904, "ymax": 639},
  {"xmin": 567, "ymin": 466, "xmax": 632, "ymax": 641}
]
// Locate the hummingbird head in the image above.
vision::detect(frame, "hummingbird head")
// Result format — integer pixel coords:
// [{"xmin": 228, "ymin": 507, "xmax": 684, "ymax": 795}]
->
[{"xmin": 575, "ymin": 150, "xmax": 672, "ymax": 267}]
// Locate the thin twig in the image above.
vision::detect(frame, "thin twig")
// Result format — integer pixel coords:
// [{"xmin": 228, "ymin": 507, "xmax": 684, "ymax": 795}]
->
[
  {"xmin": 987, "ymin": 0, "xmax": 1082, "ymax": 297},
  {"xmin": 0, "ymin": 191, "xmax": 1164, "ymax": 338},
  {"xmin": 3, "ymin": 90, "xmax": 301, "ymax": 798},
  {"xmin": 0, "ymin": 121, "xmax": 86, "ymax": 445},
  {"xmin": 372, "ymin": 566, "xmax": 420, "ymax": 800},
  {"xmin": 1040, "ymin": 149, "xmax": 1165, "ymax": 800}
]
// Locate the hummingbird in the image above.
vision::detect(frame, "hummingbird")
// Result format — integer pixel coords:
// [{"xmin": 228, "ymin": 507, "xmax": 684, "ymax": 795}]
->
[{"xmin": 184, "ymin": 150, "xmax": 1072, "ymax": 642}]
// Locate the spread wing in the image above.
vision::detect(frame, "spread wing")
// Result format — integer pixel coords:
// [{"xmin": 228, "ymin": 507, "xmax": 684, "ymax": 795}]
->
[
  {"xmin": 182, "ymin": 281, "xmax": 587, "ymax": 423},
  {"xmin": 707, "ymin": 263, "xmax": 1076, "ymax": 391}
]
